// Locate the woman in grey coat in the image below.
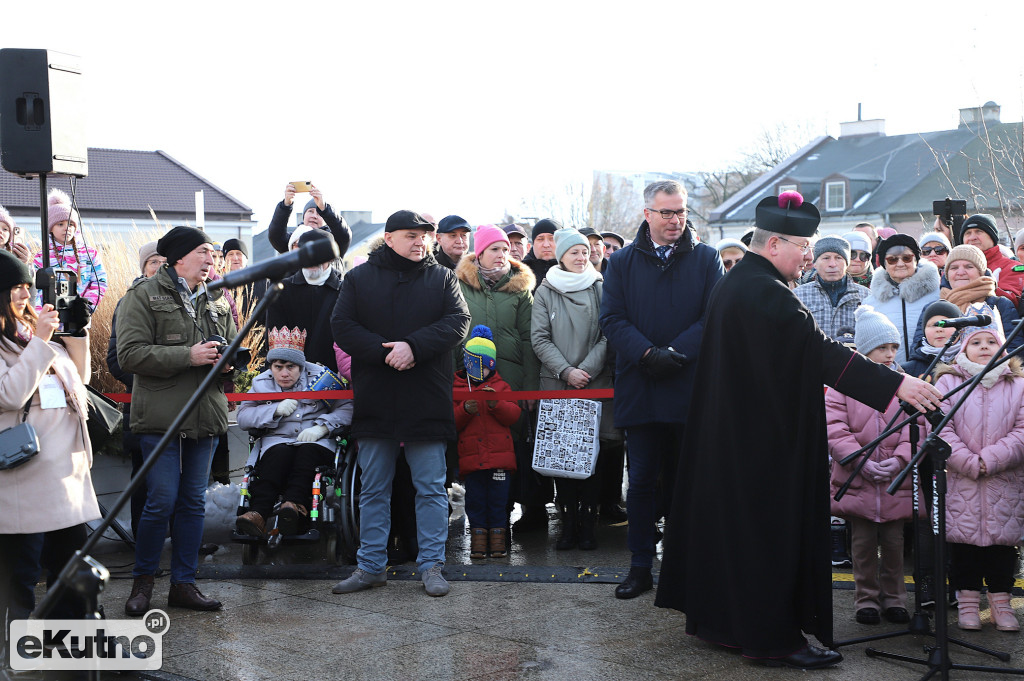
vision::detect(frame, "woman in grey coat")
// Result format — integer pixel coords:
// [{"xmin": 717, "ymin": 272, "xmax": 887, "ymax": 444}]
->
[
  {"xmin": 531, "ymin": 229, "xmax": 617, "ymax": 550},
  {"xmin": 235, "ymin": 327, "xmax": 353, "ymax": 536}
]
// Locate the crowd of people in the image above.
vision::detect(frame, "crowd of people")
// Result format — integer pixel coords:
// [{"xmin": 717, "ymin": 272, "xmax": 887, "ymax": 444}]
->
[{"xmin": 3, "ymin": 178, "xmax": 1024, "ymax": 672}]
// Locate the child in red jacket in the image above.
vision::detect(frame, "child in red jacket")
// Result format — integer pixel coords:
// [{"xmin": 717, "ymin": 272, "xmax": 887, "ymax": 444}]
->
[{"xmin": 454, "ymin": 326, "xmax": 521, "ymax": 560}]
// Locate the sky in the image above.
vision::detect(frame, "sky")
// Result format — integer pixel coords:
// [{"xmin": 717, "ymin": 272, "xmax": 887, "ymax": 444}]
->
[{"xmin": 5, "ymin": 0, "xmax": 1023, "ymax": 231}]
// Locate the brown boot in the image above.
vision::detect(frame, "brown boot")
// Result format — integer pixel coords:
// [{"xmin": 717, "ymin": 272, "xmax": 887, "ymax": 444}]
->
[
  {"xmin": 277, "ymin": 501, "xmax": 308, "ymax": 536},
  {"xmin": 236, "ymin": 510, "xmax": 266, "ymax": 537},
  {"xmin": 125, "ymin": 575, "xmax": 154, "ymax": 617},
  {"xmin": 470, "ymin": 528, "xmax": 487, "ymax": 560},
  {"xmin": 489, "ymin": 527, "xmax": 508, "ymax": 558},
  {"xmin": 168, "ymin": 583, "xmax": 222, "ymax": 611}
]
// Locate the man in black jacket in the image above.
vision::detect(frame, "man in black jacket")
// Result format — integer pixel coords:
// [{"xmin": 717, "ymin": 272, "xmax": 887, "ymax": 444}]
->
[
  {"xmin": 331, "ymin": 210, "xmax": 470, "ymax": 598},
  {"xmin": 267, "ymin": 182, "xmax": 352, "ymax": 258},
  {"xmin": 521, "ymin": 218, "xmax": 560, "ymax": 291},
  {"xmin": 434, "ymin": 214, "xmax": 471, "ymax": 269}
]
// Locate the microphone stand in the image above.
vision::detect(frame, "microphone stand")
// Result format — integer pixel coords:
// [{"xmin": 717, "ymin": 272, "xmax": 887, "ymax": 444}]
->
[
  {"xmin": 845, "ymin": 319, "xmax": 1024, "ymax": 679},
  {"xmin": 26, "ymin": 280, "xmax": 285, "ymax": 681},
  {"xmin": 832, "ymin": 330, "xmax": 962, "ymax": 650}
]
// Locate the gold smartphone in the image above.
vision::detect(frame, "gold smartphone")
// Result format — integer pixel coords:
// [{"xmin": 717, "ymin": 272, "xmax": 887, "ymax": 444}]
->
[{"xmin": 291, "ymin": 181, "xmax": 312, "ymax": 193}]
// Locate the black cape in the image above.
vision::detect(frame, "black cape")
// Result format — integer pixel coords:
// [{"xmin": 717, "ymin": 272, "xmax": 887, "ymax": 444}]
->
[{"xmin": 654, "ymin": 252, "xmax": 902, "ymax": 657}]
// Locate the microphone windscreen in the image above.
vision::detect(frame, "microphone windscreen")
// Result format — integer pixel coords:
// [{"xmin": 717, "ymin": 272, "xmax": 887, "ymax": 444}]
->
[{"xmin": 298, "ymin": 237, "xmax": 339, "ymax": 268}]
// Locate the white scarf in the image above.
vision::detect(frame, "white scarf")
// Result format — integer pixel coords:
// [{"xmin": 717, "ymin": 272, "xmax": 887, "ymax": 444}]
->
[
  {"xmin": 545, "ymin": 265, "xmax": 601, "ymax": 293},
  {"xmin": 954, "ymin": 353, "xmax": 1010, "ymax": 389}
]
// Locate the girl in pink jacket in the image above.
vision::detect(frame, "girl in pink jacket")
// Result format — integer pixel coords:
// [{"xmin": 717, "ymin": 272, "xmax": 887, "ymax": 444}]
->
[
  {"xmin": 828, "ymin": 306, "xmax": 915, "ymax": 626},
  {"xmin": 934, "ymin": 308, "xmax": 1024, "ymax": 632}
]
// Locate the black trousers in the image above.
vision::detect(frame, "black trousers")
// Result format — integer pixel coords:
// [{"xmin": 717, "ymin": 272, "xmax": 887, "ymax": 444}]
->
[
  {"xmin": 949, "ymin": 542, "xmax": 1019, "ymax": 593},
  {"xmin": 249, "ymin": 443, "xmax": 334, "ymax": 518},
  {"xmin": 1, "ymin": 524, "xmax": 89, "ymax": 626}
]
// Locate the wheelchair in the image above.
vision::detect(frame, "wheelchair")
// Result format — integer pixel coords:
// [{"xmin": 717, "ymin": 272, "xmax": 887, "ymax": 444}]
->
[{"xmin": 231, "ymin": 430, "xmax": 360, "ymax": 565}]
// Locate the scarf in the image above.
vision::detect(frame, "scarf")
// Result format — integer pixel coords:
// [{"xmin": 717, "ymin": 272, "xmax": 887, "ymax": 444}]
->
[
  {"xmin": 379, "ymin": 245, "xmax": 427, "ymax": 272},
  {"xmin": 918, "ymin": 336, "xmax": 961, "ymax": 364},
  {"xmin": 954, "ymin": 352, "xmax": 1010, "ymax": 389},
  {"xmin": 817, "ymin": 274, "xmax": 849, "ymax": 308},
  {"xmin": 941, "ymin": 276, "xmax": 996, "ymax": 309},
  {"xmin": 16, "ymin": 319, "xmax": 33, "ymax": 344},
  {"xmin": 544, "ymin": 265, "xmax": 601, "ymax": 294},
  {"xmin": 478, "ymin": 262, "xmax": 510, "ymax": 287}
]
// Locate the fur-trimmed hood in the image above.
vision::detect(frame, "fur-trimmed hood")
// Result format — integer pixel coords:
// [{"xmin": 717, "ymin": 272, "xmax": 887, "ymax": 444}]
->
[
  {"xmin": 456, "ymin": 252, "xmax": 536, "ymax": 294},
  {"xmin": 934, "ymin": 354, "xmax": 1023, "ymax": 385},
  {"xmin": 868, "ymin": 258, "xmax": 940, "ymax": 303}
]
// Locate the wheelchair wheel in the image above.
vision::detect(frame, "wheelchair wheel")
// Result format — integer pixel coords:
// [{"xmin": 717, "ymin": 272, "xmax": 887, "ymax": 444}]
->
[
  {"xmin": 336, "ymin": 447, "xmax": 360, "ymax": 565},
  {"xmin": 241, "ymin": 542, "xmax": 260, "ymax": 565}
]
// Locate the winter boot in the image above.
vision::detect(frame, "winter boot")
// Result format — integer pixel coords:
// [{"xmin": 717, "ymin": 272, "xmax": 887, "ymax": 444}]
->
[
  {"xmin": 956, "ymin": 590, "xmax": 982, "ymax": 630},
  {"xmin": 830, "ymin": 517, "xmax": 851, "ymax": 567},
  {"xmin": 578, "ymin": 506, "xmax": 598, "ymax": 551},
  {"xmin": 488, "ymin": 527, "xmax": 508, "ymax": 558},
  {"xmin": 124, "ymin": 575, "xmax": 154, "ymax": 617},
  {"xmin": 988, "ymin": 591, "xmax": 1020, "ymax": 632},
  {"xmin": 470, "ymin": 528, "xmax": 488, "ymax": 560},
  {"xmin": 555, "ymin": 505, "xmax": 578, "ymax": 550}
]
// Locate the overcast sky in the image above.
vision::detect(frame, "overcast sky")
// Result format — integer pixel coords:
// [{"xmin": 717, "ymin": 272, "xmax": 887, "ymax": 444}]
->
[{"xmin": 5, "ymin": 0, "xmax": 1023, "ymax": 230}]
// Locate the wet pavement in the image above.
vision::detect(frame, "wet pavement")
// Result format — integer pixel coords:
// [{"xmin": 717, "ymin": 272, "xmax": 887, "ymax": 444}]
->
[{"xmin": 18, "ymin": 501, "xmax": 1024, "ymax": 681}]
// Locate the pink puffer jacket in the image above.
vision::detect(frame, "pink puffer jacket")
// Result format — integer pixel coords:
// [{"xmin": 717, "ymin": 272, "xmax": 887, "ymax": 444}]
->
[
  {"xmin": 934, "ymin": 365, "xmax": 1024, "ymax": 546},
  {"xmin": 827, "ymin": 384, "xmax": 915, "ymax": 522}
]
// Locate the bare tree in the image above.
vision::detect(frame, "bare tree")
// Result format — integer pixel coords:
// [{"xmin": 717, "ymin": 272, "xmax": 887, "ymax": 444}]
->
[
  {"xmin": 517, "ymin": 181, "xmax": 589, "ymax": 228},
  {"xmin": 588, "ymin": 173, "xmax": 643, "ymax": 234}
]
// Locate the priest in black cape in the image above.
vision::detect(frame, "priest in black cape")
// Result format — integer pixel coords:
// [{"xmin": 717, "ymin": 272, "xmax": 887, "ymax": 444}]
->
[{"xmin": 654, "ymin": 192, "xmax": 943, "ymax": 669}]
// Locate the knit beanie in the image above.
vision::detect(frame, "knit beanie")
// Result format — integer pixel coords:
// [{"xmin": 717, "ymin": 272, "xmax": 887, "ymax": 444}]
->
[
  {"xmin": 922, "ymin": 300, "xmax": 962, "ymax": 324},
  {"xmin": 961, "ymin": 304, "xmax": 1005, "ymax": 347},
  {"xmin": 222, "ymin": 238, "xmax": 248, "ymax": 258},
  {"xmin": 267, "ymin": 326, "xmax": 307, "ymax": 366},
  {"xmin": 944, "ymin": 244, "xmax": 987, "ymax": 280},
  {"xmin": 813, "ymin": 235, "xmax": 851, "ymax": 263},
  {"xmin": 303, "ymin": 197, "xmax": 331, "ymax": 216},
  {"xmin": 554, "ymin": 228, "xmax": 589, "ymax": 263},
  {"xmin": 532, "ymin": 218, "xmax": 562, "ymax": 241},
  {"xmin": 960, "ymin": 214, "xmax": 999, "ymax": 246},
  {"xmin": 841, "ymin": 231, "xmax": 872, "ymax": 254},
  {"xmin": 714, "ymin": 238, "xmax": 747, "ymax": 253},
  {"xmin": 0, "ymin": 204, "xmax": 14, "ymax": 233},
  {"xmin": 137, "ymin": 241, "xmax": 160, "ymax": 275},
  {"xmin": 47, "ymin": 188, "xmax": 79, "ymax": 231},
  {"xmin": 854, "ymin": 305, "xmax": 901, "ymax": 356},
  {"xmin": 0, "ymin": 250, "xmax": 33, "ymax": 292},
  {"xmin": 919, "ymin": 232, "xmax": 951, "ymax": 251},
  {"xmin": 474, "ymin": 224, "xmax": 509, "ymax": 258},
  {"xmin": 464, "ymin": 325, "xmax": 497, "ymax": 382},
  {"xmin": 877, "ymin": 233, "xmax": 920, "ymax": 260},
  {"xmin": 157, "ymin": 225, "xmax": 213, "ymax": 265}
]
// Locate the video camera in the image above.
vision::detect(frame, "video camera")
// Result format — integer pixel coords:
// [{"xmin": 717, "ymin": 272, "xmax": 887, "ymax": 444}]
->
[{"xmin": 35, "ymin": 266, "xmax": 90, "ymax": 336}]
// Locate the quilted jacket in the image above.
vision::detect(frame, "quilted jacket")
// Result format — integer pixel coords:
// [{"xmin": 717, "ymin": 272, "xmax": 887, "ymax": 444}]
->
[{"xmin": 934, "ymin": 360, "xmax": 1024, "ymax": 546}]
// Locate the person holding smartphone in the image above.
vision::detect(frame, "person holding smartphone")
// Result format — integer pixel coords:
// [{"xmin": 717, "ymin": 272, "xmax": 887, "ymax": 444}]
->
[
  {"xmin": 0, "ymin": 205, "xmax": 31, "ymax": 266},
  {"xmin": 267, "ymin": 182, "xmax": 352, "ymax": 261}
]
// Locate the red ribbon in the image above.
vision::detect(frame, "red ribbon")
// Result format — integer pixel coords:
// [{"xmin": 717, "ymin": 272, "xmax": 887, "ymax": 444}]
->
[{"xmin": 103, "ymin": 388, "xmax": 615, "ymax": 404}]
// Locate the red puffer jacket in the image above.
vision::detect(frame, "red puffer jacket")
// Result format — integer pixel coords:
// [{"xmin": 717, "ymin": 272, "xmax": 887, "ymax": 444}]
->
[{"xmin": 453, "ymin": 370, "xmax": 521, "ymax": 475}]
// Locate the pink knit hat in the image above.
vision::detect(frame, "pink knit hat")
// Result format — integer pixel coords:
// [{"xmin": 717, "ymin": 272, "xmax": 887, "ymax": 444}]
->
[
  {"xmin": 474, "ymin": 224, "xmax": 510, "ymax": 258},
  {"xmin": 47, "ymin": 188, "xmax": 79, "ymax": 231}
]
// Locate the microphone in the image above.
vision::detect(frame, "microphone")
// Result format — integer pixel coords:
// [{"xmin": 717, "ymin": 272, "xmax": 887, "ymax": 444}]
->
[
  {"xmin": 935, "ymin": 314, "xmax": 992, "ymax": 329},
  {"xmin": 206, "ymin": 237, "xmax": 339, "ymax": 291}
]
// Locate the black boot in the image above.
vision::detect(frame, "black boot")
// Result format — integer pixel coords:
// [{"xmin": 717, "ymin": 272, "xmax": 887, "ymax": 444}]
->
[
  {"xmin": 830, "ymin": 519, "xmax": 851, "ymax": 567},
  {"xmin": 556, "ymin": 505, "xmax": 578, "ymax": 550},
  {"xmin": 578, "ymin": 506, "xmax": 597, "ymax": 550}
]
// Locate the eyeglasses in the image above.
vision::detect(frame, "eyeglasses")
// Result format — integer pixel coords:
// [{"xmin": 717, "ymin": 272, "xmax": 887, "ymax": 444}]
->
[
  {"xmin": 921, "ymin": 246, "xmax": 948, "ymax": 256},
  {"xmin": 646, "ymin": 208, "xmax": 688, "ymax": 219},
  {"xmin": 722, "ymin": 258, "xmax": 741, "ymax": 268},
  {"xmin": 776, "ymin": 235, "xmax": 813, "ymax": 254},
  {"xmin": 885, "ymin": 254, "xmax": 916, "ymax": 265},
  {"xmin": 851, "ymin": 251, "xmax": 871, "ymax": 262}
]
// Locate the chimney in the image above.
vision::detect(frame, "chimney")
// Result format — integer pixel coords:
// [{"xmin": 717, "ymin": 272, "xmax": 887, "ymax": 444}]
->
[
  {"xmin": 839, "ymin": 104, "xmax": 884, "ymax": 138},
  {"xmin": 959, "ymin": 101, "xmax": 1001, "ymax": 128}
]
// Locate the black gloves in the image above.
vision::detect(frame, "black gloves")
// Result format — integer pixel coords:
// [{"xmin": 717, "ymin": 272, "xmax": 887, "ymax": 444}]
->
[
  {"xmin": 68, "ymin": 297, "xmax": 93, "ymax": 336},
  {"xmin": 640, "ymin": 346, "xmax": 688, "ymax": 376}
]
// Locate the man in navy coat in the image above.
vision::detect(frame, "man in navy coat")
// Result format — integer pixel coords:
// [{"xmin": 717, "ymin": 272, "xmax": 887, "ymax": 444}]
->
[{"xmin": 600, "ymin": 179, "xmax": 724, "ymax": 598}]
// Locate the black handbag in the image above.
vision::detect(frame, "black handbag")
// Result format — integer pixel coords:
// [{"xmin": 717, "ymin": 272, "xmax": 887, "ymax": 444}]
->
[
  {"xmin": 85, "ymin": 384, "xmax": 123, "ymax": 444},
  {"xmin": 0, "ymin": 400, "xmax": 39, "ymax": 471}
]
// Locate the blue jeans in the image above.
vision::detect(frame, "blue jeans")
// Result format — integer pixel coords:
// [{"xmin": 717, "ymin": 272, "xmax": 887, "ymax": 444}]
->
[
  {"xmin": 463, "ymin": 469, "xmax": 511, "ymax": 529},
  {"xmin": 133, "ymin": 435, "xmax": 217, "ymax": 583},
  {"xmin": 625, "ymin": 423, "xmax": 685, "ymax": 568},
  {"xmin": 356, "ymin": 439, "xmax": 448, "ymax": 574}
]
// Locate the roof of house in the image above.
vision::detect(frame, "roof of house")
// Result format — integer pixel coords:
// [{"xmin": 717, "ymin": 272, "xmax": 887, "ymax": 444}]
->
[
  {"xmin": 710, "ymin": 121, "xmax": 1023, "ymax": 226},
  {"xmin": 0, "ymin": 148, "xmax": 252, "ymax": 218},
  {"xmin": 349, "ymin": 220, "xmax": 386, "ymax": 252}
]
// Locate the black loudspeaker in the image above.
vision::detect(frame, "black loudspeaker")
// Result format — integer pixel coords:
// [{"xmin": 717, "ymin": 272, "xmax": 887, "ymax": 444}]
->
[{"xmin": 0, "ymin": 48, "xmax": 87, "ymax": 177}]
